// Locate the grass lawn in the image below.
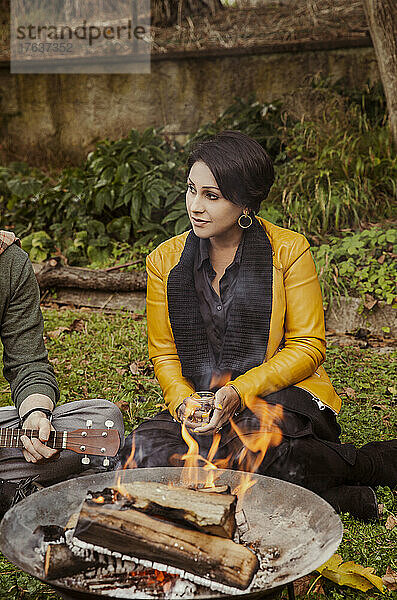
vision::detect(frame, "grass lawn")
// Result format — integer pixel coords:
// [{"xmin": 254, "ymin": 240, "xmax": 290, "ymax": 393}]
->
[{"xmin": 0, "ymin": 308, "xmax": 395, "ymax": 600}]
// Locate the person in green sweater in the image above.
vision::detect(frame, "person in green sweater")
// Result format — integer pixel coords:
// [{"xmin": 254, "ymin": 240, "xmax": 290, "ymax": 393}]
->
[{"xmin": 0, "ymin": 230, "xmax": 124, "ymax": 518}]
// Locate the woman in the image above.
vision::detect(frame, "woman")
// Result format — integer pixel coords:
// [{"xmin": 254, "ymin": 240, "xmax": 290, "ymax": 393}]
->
[{"xmin": 120, "ymin": 130, "xmax": 396, "ymax": 520}]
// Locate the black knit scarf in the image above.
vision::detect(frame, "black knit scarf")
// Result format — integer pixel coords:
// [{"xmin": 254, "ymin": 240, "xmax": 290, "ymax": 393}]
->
[{"xmin": 166, "ymin": 217, "xmax": 273, "ymax": 382}]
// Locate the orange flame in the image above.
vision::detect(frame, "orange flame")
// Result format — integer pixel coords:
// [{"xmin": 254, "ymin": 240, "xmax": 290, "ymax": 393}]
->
[
  {"xmin": 232, "ymin": 472, "xmax": 256, "ymax": 498},
  {"xmin": 209, "ymin": 370, "xmax": 232, "ymax": 389},
  {"xmin": 231, "ymin": 395, "xmax": 283, "ymax": 473},
  {"xmin": 228, "ymin": 394, "xmax": 283, "ymax": 501},
  {"xmin": 177, "ymin": 382, "xmax": 283, "ymax": 502},
  {"xmin": 91, "ymin": 495, "xmax": 105, "ymax": 504},
  {"xmin": 113, "ymin": 369, "xmax": 284, "ymax": 507},
  {"xmin": 113, "ymin": 433, "xmax": 137, "ymax": 492},
  {"xmin": 123, "ymin": 433, "xmax": 137, "ymax": 471}
]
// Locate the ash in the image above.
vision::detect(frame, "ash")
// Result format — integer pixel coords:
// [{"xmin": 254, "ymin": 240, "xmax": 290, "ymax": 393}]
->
[{"xmin": 37, "ymin": 511, "xmax": 281, "ymax": 598}]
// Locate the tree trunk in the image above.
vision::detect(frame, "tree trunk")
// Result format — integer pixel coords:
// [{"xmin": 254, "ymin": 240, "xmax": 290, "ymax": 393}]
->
[
  {"xmin": 152, "ymin": 0, "xmax": 224, "ymax": 27},
  {"xmin": 362, "ymin": 0, "xmax": 397, "ymax": 148}
]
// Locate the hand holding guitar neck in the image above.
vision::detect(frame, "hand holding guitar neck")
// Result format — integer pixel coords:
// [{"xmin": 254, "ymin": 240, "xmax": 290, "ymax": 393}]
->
[
  {"xmin": 0, "ymin": 419, "xmax": 120, "ymax": 467},
  {"xmin": 20, "ymin": 410, "xmax": 59, "ymax": 464}
]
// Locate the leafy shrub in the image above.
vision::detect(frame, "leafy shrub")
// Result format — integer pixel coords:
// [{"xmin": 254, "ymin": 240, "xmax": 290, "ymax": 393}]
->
[
  {"xmin": 0, "ymin": 80, "xmax": 395, "ymax": 268},
  {"xmin": 0, "ymin": 130, "xmax": 188, "ymax": 265},
  {"xmin": 0, "ymin": 96, "xmax": 282, "ymax": 266},
  {"xmin": 312, "ymin": 226, "xmax": 397, "ymax": 309},
  {"xmin": 265, "ymin": 83, "xmax": 396, "ymax": 240}
]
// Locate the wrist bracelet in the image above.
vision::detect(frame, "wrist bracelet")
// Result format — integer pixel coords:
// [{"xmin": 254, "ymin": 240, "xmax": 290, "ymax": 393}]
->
[{"xmin": 20, "ymin": 408, "xmax": 53, "ymax": 426}]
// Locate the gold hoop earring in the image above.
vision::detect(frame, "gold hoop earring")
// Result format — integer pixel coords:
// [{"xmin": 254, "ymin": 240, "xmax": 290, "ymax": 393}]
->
[{"xmin": 238, "ymin": 212, "xmax": 252, "ymax": 229}]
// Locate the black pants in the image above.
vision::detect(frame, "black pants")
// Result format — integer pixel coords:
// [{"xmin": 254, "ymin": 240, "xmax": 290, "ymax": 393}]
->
[{"xmin": 120, "ymin": 386, "xmax": 370, "ymax": 496}]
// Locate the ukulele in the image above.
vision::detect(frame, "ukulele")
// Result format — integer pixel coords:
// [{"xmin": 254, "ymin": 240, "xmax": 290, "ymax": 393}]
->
[{"xmin": 0, "ymin": 419, "xmax": 120, "ymax": 466}]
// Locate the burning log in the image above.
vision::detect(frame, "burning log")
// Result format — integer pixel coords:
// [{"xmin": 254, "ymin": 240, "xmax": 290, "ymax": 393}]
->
[
  {"xmin": 197, "ymin": 484, "xmax": 230, "ymax": 494},
  {"xmin": 44, "ymin": 543, "xmax": 95, "ymax": 580},
  {"xmin": 72, "ymin": 500, "xmax": 259, "ymax": 590},
  {"xmin": 112, "ymin": 481, "xmax": 237, "ymax": 538}
]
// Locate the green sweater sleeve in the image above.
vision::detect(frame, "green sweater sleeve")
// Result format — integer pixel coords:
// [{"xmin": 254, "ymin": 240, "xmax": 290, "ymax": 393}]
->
[{"xmin": 0, "ymin": 244, "xmax": 60, "ymax": 411}]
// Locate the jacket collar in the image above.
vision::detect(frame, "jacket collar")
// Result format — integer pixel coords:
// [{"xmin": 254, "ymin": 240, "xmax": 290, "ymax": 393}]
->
[
  {"xmin": 166, "ymin": 217, "xmax": 273, "ymax": 383},
  {"xmin": 0, "ymin": 231, "xmax": 21, "ymax": 256}
]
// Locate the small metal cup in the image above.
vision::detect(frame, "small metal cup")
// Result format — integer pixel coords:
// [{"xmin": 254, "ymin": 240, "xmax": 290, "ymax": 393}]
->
[{"xmin": 187, "ymin": 391, "xmax": 215, "ymax": 424}]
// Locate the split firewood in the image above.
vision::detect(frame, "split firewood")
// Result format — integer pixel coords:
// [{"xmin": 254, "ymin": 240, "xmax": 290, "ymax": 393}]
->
[
  {"xmin": 113, "ymin": 481, "xmax": 236, "ymax": 538},
  {"xmin": 65, "ymin": 512, "xmax": 79, "ymax": 530},
  {"xmin": 44, "ymin": 543, "xmax": 95, "ymax": 580},
  {"xmin": 73, "ymin": 502, "xmax": 259, "ymax": 590},
  {"xmin": 197, "ymin": 484, "xmax": 230, "ymax": 494}
]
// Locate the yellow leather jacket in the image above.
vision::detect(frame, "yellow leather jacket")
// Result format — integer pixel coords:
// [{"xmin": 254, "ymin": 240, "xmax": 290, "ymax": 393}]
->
[{"xmin": 146, "ymin": 216, "xmax": 341, "ymax": 418}]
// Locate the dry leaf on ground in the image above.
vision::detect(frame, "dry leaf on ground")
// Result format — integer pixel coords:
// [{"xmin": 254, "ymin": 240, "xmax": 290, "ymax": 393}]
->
[
  {"xmin": 292, "ymin": 575, "xmax": 316, "ymax": 595},
  {"xmin": 69, "ymin": 318, "xmax": 86, "ymax": 333},
  {"xmin": 46, "ymin": 326, "xmax": 70, "ymax": 339},
  {"xmin": 385, "ymin": 514, "xmax": 397, "ymax": 530},
  {"xmin": 115, "ymin": 399, "xmax": 130, "ymax": 413},
  {"xmin": 129, "ymin": 362, "xmax": 140, "ymax": 375},
  {"xmin": 364, "ymin": 296, "xmax": 377, "ymax": 310},
  {"xmin": 47, "ymin": 319, "xmax": 86, "ymax": 338},
  {"xmin": 317, "ymin": 554, "xmax": 384, "ymax": 592},
  {"xmin": 115, "ymin": 367, "xmax": 128, "ymax": 376},
  {"xmin": 382, "ymin": 566, "xmax": 397, "ymax": 591}
]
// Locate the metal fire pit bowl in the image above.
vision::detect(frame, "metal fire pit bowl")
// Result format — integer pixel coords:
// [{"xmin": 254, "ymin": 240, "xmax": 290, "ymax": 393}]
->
[{"xmin": 0, "ymin": 467, "xmax": 342, "ymax": 600}]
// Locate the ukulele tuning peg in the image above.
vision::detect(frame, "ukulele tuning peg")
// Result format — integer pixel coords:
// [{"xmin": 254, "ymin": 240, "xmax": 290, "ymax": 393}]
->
[
  {"xmin": 86, "ymin": 420, "xmax": 93, "ymax": 429},
  {"xmin": 103, "ymin": 458, "xmax": 110, "ymax": 467},
  {"xmin": 82, "ymin": 455, "xmax": 90, "ymax": 465},
  {"xmin": 105, "ymin": 420, "xmax": 114, "ymax": 429}
]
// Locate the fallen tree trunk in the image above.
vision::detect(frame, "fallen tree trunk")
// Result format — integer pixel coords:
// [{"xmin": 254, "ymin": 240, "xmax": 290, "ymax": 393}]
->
[
  {"xmin": 33, "ymin": 259, "xmax": 147, "ymax": 292},
  {"xmin": 73, "ymin": 502, "xmax": 258, "ymax": 589},
  {"xmin": 113, "ymin": 481, "xmax": 236, "ymax": 538}
]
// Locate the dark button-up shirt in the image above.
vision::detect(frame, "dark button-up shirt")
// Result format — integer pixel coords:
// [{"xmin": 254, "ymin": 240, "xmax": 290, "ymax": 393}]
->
[{"xmin": 192, "ymin": 233, "xmax": 245, "ymax": 391}]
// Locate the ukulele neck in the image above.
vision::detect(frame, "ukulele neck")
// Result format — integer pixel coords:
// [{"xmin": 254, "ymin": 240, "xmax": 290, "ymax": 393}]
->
[{"xmin": 0, "ymin": 429, "xmax": 66, "ymax": 450}]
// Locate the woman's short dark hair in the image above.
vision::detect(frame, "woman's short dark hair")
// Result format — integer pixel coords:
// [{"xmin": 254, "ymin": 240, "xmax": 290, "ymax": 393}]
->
[{"xmin": 186, "ymin": 130, "xmax": 274, "ymax": 214}]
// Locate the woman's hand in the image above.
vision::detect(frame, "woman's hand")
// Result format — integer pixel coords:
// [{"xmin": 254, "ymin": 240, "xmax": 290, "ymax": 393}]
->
[
  {"xmin": 193, "ymin": 386, "xmax": 241, "ymax": 434},
  {"xmin": 20, "ymin": 412, "xmax": 60, "ymax": 463},
  {"xmin": 176, "ymin": 396, "xmax": 203, "ymax": 429}
]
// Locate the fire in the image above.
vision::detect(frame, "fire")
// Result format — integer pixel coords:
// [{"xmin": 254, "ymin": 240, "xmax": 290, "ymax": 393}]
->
[
  {"xmin": 128, "ymin": 568, "xmax": 178, "ymax": 589},
  {"xmin": 232, "ymin": 472, "xmax": 256, "ymax": 498},
  {"xmin": 122, "ymin": 433, "xmax": 137, "ymax": 471},
  {"xmin": 91, "ymin": 495, "xmax": 105, "ymax": 504},
  {"xmin": 113, "ymin": 433, "xmax": 137, "ymax": 491},
  {"xmin": 112, "ymin": 368, "xmax": 284, "ymax": 504},
  {"xmin": 230, "ymin": 394, "xmax": 283, "ymax": 474},
  {"xmin": 178, "ymin": 385, "xmax": 283, "ymax": 502},
  {"xmin": 180, "ymin": 420, "xmax": 201, "ymax": 487},
  {"xmin": 210, "ymin": 370, "xmax": 232, "ymax": 389}
]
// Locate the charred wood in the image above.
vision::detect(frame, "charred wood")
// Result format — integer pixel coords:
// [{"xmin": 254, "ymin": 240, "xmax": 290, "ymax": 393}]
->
[
  {"xmin": 112, "ymin": 481, "xmax": 237, "ymax": 538},
  {"xmin": 73, "ymin": 502, "xmax": 258, "ymax": 589},
  {"xmin": 44, "ymin": 543, "xmax": 95, "ymax": 580}
]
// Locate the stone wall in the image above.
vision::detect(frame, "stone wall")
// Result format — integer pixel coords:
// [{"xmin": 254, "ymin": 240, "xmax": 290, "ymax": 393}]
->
[{"xmin": 0, "ymin": 41, "xmax": 379, "ymax": 165}]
